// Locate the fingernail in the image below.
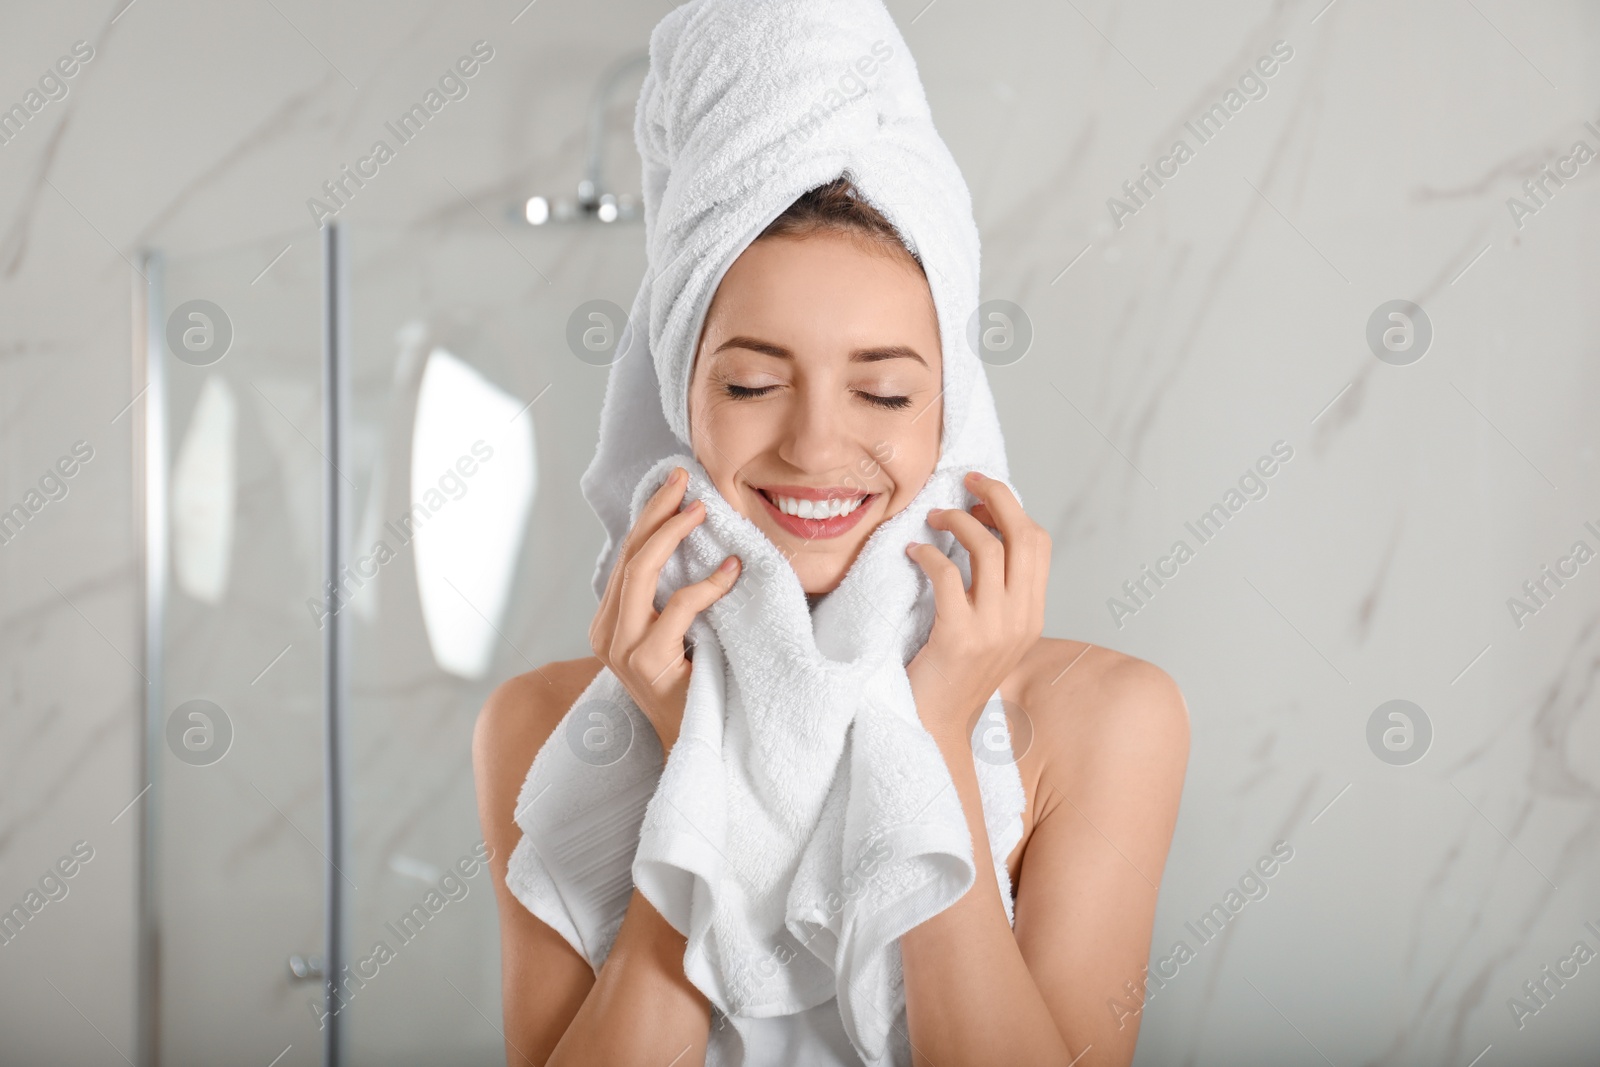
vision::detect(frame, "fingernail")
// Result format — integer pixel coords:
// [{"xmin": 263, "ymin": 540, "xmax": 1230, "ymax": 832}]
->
[
  {"xmin": 927, "ymin": 507, "xmax": 943, "ymax": 516},
  {"xmin": 966, "ymin": 471, "xmax": 983, "ymax": 482},
  {"xmin": 719, "ymin": 556, "xmax": 740, "ymax": 573},
  {"xmin": 906, "ymin": 540, "xmax": 921, "ymax": 550}
]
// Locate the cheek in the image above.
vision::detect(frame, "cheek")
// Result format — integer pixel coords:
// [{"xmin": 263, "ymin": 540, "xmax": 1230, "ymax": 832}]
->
[
  {"xmin": 690, "ymin": 392, "xmax": 766, "ymax": 492},
  {"xmin": 696, "ymin": 395, "xmax": 760, "ymax": 454},
  {"xmin": 877, "ymin": 426, "xmax": 939, "ymax": 499}
]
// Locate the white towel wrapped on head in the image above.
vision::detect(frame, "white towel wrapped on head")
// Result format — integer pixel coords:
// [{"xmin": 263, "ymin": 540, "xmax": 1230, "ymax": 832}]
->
[{"xmin": 505, "ymin": 0, "xmax": 1025, "ymax": 1063}]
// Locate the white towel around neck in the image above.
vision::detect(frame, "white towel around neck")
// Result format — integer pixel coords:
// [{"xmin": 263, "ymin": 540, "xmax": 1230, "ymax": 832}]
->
[{"xmin": 503, "ymin": 0, "xmax": 1027, "ymax": 1062}]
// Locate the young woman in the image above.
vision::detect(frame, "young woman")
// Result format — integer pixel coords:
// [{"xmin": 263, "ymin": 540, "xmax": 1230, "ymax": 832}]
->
[{"xmin": 474, "ymin": 178, "xmax": 1190, "ymax": 1066}]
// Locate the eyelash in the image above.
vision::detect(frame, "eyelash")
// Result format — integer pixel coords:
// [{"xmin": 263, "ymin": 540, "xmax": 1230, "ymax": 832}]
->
[
  {"xmin": 722, "ymin": 384, "xmax": 912, "ymax": 410},
  {"xmin": 860, "ymin": 392, "xmax": 913, "ymax": 410}
]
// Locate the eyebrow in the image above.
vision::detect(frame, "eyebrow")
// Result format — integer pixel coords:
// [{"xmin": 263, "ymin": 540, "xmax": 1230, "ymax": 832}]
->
[{"xmin": 712, "ymin": 335, "xmax": 928, "ymax": 367}]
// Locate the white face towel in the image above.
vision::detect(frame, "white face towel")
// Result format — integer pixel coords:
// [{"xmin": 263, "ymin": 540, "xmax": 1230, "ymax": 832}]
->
[
  {"xmin": 504, "ymin": 0, "xmax": 1026, "ymax": 1063},
  {"xmin": 507, "ymin": 456, "xmax": 1027, "ymax": 1064}
]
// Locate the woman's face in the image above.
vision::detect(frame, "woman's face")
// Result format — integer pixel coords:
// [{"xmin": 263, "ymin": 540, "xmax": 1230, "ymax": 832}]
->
[{"xmin": 687, "ymin": 229, "xmax": 943, "ymax": 595}]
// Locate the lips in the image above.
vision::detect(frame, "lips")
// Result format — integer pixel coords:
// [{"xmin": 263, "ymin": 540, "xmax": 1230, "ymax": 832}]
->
[{"xmin": 752, "ymin": 485, "xmax": 878, "ymax": 539}]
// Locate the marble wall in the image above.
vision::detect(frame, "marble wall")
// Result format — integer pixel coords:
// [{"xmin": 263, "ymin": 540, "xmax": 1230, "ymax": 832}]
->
[{"xmin": 0, "ymin": 0, "xmax": 1595, "ymax": 1064}]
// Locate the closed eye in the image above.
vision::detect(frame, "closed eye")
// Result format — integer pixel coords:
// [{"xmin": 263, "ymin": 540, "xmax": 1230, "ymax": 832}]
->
[
  {"xmin": 721, "ymin": 383, "xmax": 912, "ymax": 410},
  {"xmin": 857, "ymin": 391, "xmax": 912, "ymax": 410},
  {"xmin": 724, "ymin": 383, "xmax": 778, "ymax": 399}
]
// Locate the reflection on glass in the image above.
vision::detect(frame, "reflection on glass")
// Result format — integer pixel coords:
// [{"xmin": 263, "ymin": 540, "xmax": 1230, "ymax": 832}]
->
[
  {"xmin": 409, "ymin": 346, "xmax": 536, "ymax": 678},
  {"xmin": 170, "ymin": 373, "xmax": 236, "ymax": 604}
]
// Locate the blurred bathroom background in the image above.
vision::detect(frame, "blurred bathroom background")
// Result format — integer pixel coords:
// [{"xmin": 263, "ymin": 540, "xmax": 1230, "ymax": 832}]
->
[{"xmin": 1, "ymin": 0, "xmax": 1596, "ymax": 1064}]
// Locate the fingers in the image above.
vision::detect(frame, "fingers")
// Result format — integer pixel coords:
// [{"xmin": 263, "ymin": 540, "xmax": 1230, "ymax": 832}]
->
[
  {"xmin": 615, "ymin": 498, "xmax": 707, "ymax": 651},
  {"xmin": 963, "ymin": 472, "xmax": 1049, "ymax": 588},
  {"xmin": 628, "ymin": 553, "xmax": 739, "ymax": 701},
  {"xmin": 927, "ymin": 507, "xmax": 1003, "ymax": 597},
  {"xmin": 596, "ymin": 467, "xmax": 688, "ymax": 640},
  {"xmin": 623, "ymin": 467, "xmax": 691, "ymax": 564},
  {"xmin": 651, "ymin": 556, "xmax": 742, "ymax": 650},
  {"xmin": 963, "ymin": 471, "xmax": 1025, "ymax": 537},
  {"xmin": 624, "ymin": 555, "xmax": 739, "ymax": 706},
  {"xmin": 905, "ymin": 540, "xmax": 967, "ymax": 610}
]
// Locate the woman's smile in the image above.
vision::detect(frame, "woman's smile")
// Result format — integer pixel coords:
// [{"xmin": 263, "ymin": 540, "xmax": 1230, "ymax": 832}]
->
[{"xmin": 750, "ymin": 483, "xmax": 881, "ymax": 539}]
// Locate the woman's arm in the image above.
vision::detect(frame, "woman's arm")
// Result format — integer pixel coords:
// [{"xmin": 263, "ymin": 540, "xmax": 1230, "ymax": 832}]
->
[
  {"xmin": 474, "ymin": 663, "xmax": 713, "ymax": 1067},
  {"xmin": 546, "ymin": 887, "xmax": 713, "ymax": 1066},
  {"xmin": 1006, "ymin": 652, "xmax": 1189, "ymax": 1065},
  {"xmin": 900, "ymin": 474, "xmax": 1189, "ymax": 1065},
  {"xmin": 899, "ymin": 694, "xmax": 1073, "ymax": 1065},
  {"xmin": 472, "ymin": 466, "xmax": 741, "ymax": 1064},
  {"xmin": 897, "ymin": 472, "xmax": 1071, "ymax": 1064},
  {"xmin": 900, "ymin": 652, "xmax": 1188, "ymax": 1067}
]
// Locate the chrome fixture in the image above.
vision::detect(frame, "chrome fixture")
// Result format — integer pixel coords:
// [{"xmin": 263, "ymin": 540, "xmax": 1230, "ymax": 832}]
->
[
  {"xmin": 288, "ymin": 954, "xmax": 326, "ymax": 980},
  {"xmin": 519, "ymin": 52, "xmax": 646, "ymax": 225}
]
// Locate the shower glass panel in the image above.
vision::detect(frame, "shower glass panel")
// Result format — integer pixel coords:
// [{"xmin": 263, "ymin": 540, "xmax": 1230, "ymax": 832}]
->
[
  {"xmin": 337, "ymin": 219, "xmax": 643, "ymax": 1066},
  {"xmin": 147, "ymin": 214, "xmax": 646, "ymax": 1066},
  {"xmin": 146, "ymin": 238, "xmax": 328, "ymax": 1067}
]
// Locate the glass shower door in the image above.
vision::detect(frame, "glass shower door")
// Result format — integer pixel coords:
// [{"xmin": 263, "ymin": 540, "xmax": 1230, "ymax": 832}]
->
[
  {"xmin": 334, "ymin": 217, "xmax": 643, "ymax": 1066},
  {"xmin": 145, "ymin": 235, "xmax": 329, "ymax": 1067},
  {"xmin": 147, "ymin": 209, "xmax": 645, "ymax": 1065}
]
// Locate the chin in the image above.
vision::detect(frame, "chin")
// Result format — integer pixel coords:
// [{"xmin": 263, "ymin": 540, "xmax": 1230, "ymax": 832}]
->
[
  {"xmin": 783, "ymin": 528, "xmax": 878, "ymax": 596},
  {"xmin": 795, "ymin": 563, "xmax": 848, "ymax": 597}
]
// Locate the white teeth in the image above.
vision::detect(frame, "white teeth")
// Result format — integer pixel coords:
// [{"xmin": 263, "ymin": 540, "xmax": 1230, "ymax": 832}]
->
[{"xmin": 769, "ymin": 493, "xmax": 866, "ymax": 519}]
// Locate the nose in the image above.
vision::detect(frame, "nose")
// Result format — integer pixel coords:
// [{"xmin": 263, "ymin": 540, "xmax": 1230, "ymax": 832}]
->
[{"xmin": 776, "ymin": 379, "xmax": 848, "ymax": 474}]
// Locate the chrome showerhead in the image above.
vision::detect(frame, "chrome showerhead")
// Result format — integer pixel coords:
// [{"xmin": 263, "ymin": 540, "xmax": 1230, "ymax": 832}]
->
[{"xmin": 518, "ymin": 52, "xmax": 646, "ymax": 226}]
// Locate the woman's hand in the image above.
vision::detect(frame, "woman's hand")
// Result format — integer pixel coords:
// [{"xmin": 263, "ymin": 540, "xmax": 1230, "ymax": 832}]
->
[
  {"xmin": 904, "ymin": 471, "xmax": 1051, "ymax": 749},
  {"xmin": 589, "ymin": 465, "xmax": 742, "ymax": 760}
]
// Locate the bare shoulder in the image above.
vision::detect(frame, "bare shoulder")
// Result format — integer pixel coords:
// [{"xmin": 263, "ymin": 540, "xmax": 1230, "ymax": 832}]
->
[
  {"xmin": 474, "ymin": 656, "xmax": 603, "ymax": 762},
  {"xmin": 1000, "ymin": 638, "xmax": 1189, "ymax": 893},
  {"xmin": 472, "ymin": 657, "xmax": 604, "ymax": 858},
  {"xmin": 1007, "ymin": 637, "xmax": 1190, "ymax": 781}
]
